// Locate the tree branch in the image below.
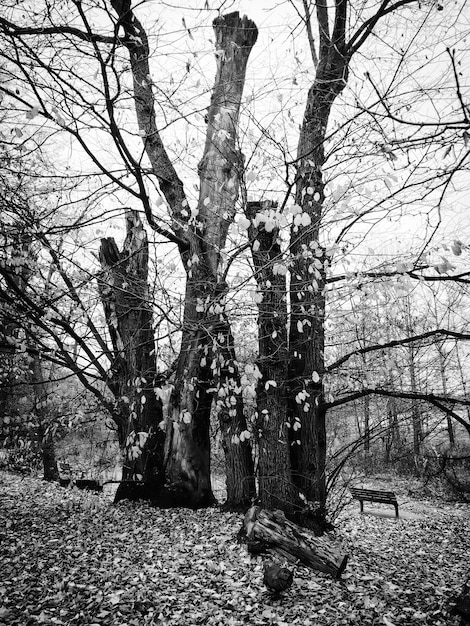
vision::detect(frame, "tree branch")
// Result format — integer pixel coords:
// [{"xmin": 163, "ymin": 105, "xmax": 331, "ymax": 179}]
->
[
  {"xmin": 325, "ymin": 387, "xmax": 470, "ymax": 410},
  {"xmin": 348, "ymin": 0, "xmax": 417, "ymax": 55},
  {"xmin": 316, "ymin": 0, "xmax": 331, "ymax": 56},
  {"xmin": 110, "ymin": 0, "xmax": 190, "ymax": 249},
  {"xmin": 302, "ymin": 0, "xmax": 318, "ymax": 68},
  {"xmin": 0, "ymin": 15, "xmax": 116, "ymax": 44},
  {"xmin": 326, "ymin": 328, "xmax": 470, "ymax": 373}
]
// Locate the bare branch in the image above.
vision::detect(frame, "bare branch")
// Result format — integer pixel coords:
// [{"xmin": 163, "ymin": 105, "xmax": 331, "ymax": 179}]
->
[
  {"xmin": 110, "ymin": 0, "xmax": 189, "ymax": 248},
  {"xmin": 302, "ymin": 0, "xmax": 318, "ymax": 68},
  {"xmin": 327, "ymin": 328, "xmax": 470, "ymax": 373},
  {"xmin": 348, "ymin": 0, "xmax": 418, "ymax": 55},
  {"xmin": 325, "ymin": 387, "xmax": 470, "ymax": 410},
  {"xmin": 0, "ymin": 15, "xmax": 116, "ymax": 45}
]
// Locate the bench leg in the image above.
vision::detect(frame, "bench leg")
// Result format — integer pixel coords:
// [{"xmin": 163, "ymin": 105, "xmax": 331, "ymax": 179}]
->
[
  {"xmin": 359, "ymin": 500, "xmax": 364, "ymax": 514},
  {"xmin": 394, "ymin": 504, "xmax": 399, "ymax": 518}
]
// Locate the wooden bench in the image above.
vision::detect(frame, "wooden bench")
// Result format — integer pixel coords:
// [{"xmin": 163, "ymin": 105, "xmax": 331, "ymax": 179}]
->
[
  {"xmin": 57, "ymin": 461, "xmax": 102, "ymax": 492},
  {"xmin": 350, "ymin": 487, "xmax": 399, "ymax": 518}
]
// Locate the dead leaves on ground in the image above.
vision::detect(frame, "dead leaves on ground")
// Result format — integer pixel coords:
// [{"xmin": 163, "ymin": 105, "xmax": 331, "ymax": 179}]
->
[{"xmin": 0, "ymin": 472, "xmax": 468, "ymax": 626}]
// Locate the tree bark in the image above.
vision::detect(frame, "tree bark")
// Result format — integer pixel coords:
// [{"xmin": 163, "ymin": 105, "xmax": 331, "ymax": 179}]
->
[
  {"xmin": 436, "ymin": 342, "xmax": 455, "ymax": 445},
  {"xmin": 99, "ymin": 210, "xmax": 165, "ymax": 494}
]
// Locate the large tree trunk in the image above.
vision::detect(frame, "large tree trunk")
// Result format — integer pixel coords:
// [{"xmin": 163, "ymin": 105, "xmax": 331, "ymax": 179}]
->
[
  {"xmin": 99, "ymin": 210, "xmax": 165, "ymax": 494},
  {"xmin": 163, "ymin": 12, "xmax": 258, "ymax": 508},
  {"xmin": 287, "ymin": 1, "xmax": 349, "ymax": 514},
  {"xmin": 112, "ymin": 3, "xmax": 258, "ymax": 508},
  {"xmin": 246, "ymin": 201, "xmax": 302, "ymax": 515}
]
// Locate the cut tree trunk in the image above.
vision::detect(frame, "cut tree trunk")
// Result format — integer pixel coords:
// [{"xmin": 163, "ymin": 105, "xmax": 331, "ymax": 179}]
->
[
  {"xmin": 244, "ymin": 506, "xmax": 348, "ymax": 579},
  {"xmin": 163, "ymin": 12, "xmax": 258, "ymax": 508}
]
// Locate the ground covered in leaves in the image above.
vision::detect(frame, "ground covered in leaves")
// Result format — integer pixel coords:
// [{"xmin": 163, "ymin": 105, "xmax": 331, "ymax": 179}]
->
[{"xmin": 0, "ymin": 472, "xmax": 468, "ymax": 626}]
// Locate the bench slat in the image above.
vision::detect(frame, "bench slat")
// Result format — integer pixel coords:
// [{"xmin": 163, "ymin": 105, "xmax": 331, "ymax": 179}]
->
[{"xmin": 350, "ymin": 488, "xmax": 397, "ymax": 501}]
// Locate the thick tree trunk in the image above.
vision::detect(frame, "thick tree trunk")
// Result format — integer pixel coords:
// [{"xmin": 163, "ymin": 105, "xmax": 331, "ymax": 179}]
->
[
  {"xmin": 112, "ymin": 3, "xmax": 258, "ymax": 508},
  {"xmin": 246, "ymin": 201, "xmax": 302, "ymax": 515},
  {"xmin": 244, "ymin": 506, "xmax": 348, "ymax": 578},
  {"xmin": 163, "ymin": 12, "xmax": 258, "ymax": 508},
  {"xmin": 99, "ymin": 210, "xmax": 165, "ymax": 495},
  {"xmin": 287, "ymin": 2, "xmax": 349, "ymax": 511}
]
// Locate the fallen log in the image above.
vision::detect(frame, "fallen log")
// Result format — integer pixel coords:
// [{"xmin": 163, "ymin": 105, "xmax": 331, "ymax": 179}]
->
[{"xmin": 244, "ymin": 506, "xmax": 348, "ymax": 579}]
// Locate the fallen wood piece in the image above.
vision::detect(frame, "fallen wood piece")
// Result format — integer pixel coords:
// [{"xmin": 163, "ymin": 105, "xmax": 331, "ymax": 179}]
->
[
  {"xmin": 263, "ymin": 560, "xmax": 294, "ymax": 594},
  {"xmin": 244, "ymin": 506, "xmax": 348, "ymax": 579},
  {"xmin": 450, "ymin": 582, "xmax": 470, "ymax": 625}
]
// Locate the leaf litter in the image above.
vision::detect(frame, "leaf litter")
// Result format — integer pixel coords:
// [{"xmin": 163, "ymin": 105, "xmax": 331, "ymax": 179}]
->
[{"xmin": 0, "ymin": 472, "xmax": 468, "ymax": 626}]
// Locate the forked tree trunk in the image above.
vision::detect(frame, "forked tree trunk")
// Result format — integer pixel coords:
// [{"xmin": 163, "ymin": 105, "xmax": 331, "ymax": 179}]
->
[
  {"xmin": 99, "ymin": 210, "xmax": 165, "ymax": 493},
  {"xmin": 112, "ymin": 3, "xmax": 258, "ymax": 508}
]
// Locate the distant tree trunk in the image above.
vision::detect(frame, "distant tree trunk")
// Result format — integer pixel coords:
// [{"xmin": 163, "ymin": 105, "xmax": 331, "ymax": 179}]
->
[
  {"xmin": 363, "ymin": 395, "xmax": 371, "ymax": 454},
  {"xmin": 437, "ymin": 342, "xmax": 455, "ymax": 445},
  {"xmin": 404, "ymin": 299, "xmax": 423, "ymax": 462},
  {"xmin": 0, "ymin": 322, "xmax": 16, "ymax": 421},
  {"xmin": 409, "ymin": 357, "xmax": 423, "ymax": 458},
  {"xmin": 99, "ymin": 210, "xmax": 165, "ymax": 493},
  {"xmin": 455, "ymin": 344, "xmax": 470, "ymax": 426},
  {"xmin": 31, "ymin": 356, "xmax": 58, "ymax": 481},
  {"xmin": 384, "ymin": 396, "xmax": 400, "ymax": 463},
  {"xmin": 247, "ymin": 201, "xmax": 302, "ymax": 515}
]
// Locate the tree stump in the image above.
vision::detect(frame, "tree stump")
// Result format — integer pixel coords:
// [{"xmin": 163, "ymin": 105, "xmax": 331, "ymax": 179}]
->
[{"xmin": 244, "ymin": 506, "xmax": 348, "ymax": 579}]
